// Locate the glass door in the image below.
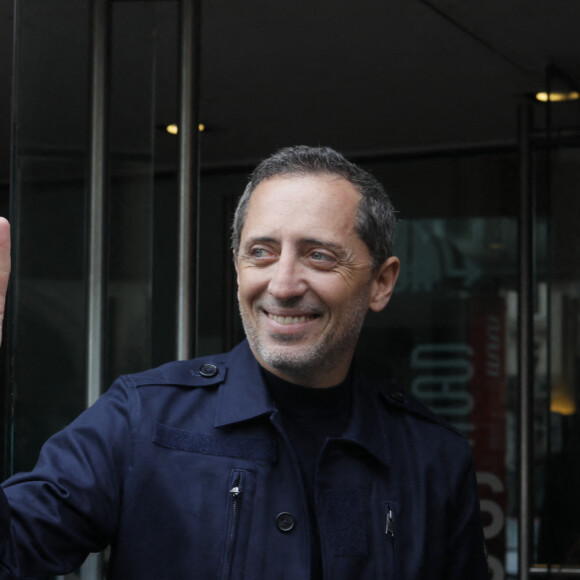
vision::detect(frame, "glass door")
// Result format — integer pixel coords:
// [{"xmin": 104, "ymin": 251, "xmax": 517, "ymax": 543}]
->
[
  {"xmin": 8, "ymin": 0, "xmax": 182, "ymax": 473},
  {"xmin": 531, "ymin": 67, "xmax": 580, "ymax": 575},
  {"xmin": 7, "ymin": 1, "xmax": 182, "ymax": 578},
  {"xmin": 533, "ymin": 146, "xmax": 580, "ymax": 576}
]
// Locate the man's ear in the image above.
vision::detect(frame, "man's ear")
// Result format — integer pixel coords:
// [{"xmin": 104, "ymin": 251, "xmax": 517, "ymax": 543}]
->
[{"xmin": 368, "ymin": 256, "xmax": 400, "ymax": 313}]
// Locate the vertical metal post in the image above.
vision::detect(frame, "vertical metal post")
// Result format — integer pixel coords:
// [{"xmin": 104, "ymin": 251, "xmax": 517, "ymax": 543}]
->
[
  {"xmin": 176, "ymin": 0, "xmax": 200, "ymax": 360},
  {"xmin": 542, "ymin": 66, "xmax": 554, "ymax": 577},
  {"xmin": 86, "ymin": 0, "xmax": 108, "ymax": 408},
  {"xmin": 80, "ymin": 0, "xmax": 108, "ymax": 578},
  {"xmin": 517, "ymin": 101, "xmax": 534, "ymax": 580}
]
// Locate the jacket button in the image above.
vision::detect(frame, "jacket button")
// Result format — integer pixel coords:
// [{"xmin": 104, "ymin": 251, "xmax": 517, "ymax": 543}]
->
[
  {"xmin": 199, "ymin": 363, "xmax": 218, "ymax": 378},
  {"xmin": 276, "ymin": 512, "xmax": 296, "ymax": 533},
  {"xmin": 390, "ymin": 389, "xmax": 405, "ymax": 403}
]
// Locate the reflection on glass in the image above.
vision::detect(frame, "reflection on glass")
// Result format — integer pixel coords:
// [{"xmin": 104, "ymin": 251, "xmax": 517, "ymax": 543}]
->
[
  {"xmin": 356, "ymin": 214, "xmax": 517, "ymax": 579},
  {"xmin": 534, "ymin": 150, "xmax": 580, "ymax": 572},
  {"xmin": 11, "ymin": 2, "xmax": 180, "ymax": 579},
  {"xmin": 11, "ymin": 1, "xmax": 91, "ymax": 473}
]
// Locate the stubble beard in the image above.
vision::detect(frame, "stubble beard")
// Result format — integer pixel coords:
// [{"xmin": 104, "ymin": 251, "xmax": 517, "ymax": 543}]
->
[{"xmin": 239, "ymin": 292, "xmax": 370, "ymax": 382}]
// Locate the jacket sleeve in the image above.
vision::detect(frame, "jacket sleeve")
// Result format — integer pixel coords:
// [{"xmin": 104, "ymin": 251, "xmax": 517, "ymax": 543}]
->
[
  {"xmin": 446, "ymin": 449, "xmax": 490, "ymax": 579},
  {"xmin": 0, "ymin": 378, "xmax": 134, "ymax": 578}
]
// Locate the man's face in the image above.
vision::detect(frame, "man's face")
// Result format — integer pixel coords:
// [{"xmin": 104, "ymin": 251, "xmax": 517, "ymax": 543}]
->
[{"xmin": 235, "ymin": 174, "xmax": 398, "ymax": 388}]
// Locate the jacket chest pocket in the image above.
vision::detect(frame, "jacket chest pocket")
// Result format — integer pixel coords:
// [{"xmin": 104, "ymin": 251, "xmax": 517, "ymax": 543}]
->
[
  {"xmin": 319, "ymin": 490, "xmax": 397, "ymax": 580},
  {"xmin": 220, "ymin": 468, "xmax": 256, "ymax": 580}
]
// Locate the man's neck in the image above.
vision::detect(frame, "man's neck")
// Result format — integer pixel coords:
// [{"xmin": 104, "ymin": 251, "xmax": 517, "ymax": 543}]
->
[{"xmin": 251, "ymin": 349, "xmax": 352, "ymax": 389}]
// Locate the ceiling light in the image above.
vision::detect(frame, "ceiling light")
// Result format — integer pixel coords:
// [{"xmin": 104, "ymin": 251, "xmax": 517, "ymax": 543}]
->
[
  {"xmin": 535, "ymin": 91, "xmax": 580, "ymax": 103},
  {"xmin": 165, "ymin": 123, "xmax": 205, "ymax": 135}
]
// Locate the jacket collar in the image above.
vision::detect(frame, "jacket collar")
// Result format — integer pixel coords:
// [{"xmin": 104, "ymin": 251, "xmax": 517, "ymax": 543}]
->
[
  {"xmin": 214, "ymin": 340, "xmax": 275, "ymax": 427},
  {"xmin": 214, "ymin": 341, "xmax": 391, "ymax": 467},
  {"xmin": 339, "ymin": 370, "xmax": 392, "ymax": 468}
]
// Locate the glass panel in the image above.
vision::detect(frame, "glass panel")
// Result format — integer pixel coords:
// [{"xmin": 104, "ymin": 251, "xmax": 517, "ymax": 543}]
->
[
  {"xmin": 107, "ymin": 1, "xmax": 157, "ymax": 383},
  {"xmin": 11, "ymin": 0, "xmax": 91, "ymax": 473},
  {"xmin": 534, "ymin": 147, "xmax": 580, "ymax": 573},
  {"xmin": 356, "ymin": 154, "xmax": 519, "ymax": 580},
  {"xmin": 107, "ymin": 0, "xmax": 180, "ymax": 377},
  {"xmin": 197, "ymin": 172, "xmax": 248, "ymax": 355},
  {"xmin": 10, "ymin": 1, "xmax": 180, "ymax": 578},
  {"xmin": 10, "ymin": 0, "xmax": 180, "ymax": 469},
  {"xmin": 531, "ymin": 66, "xmax": 580, "ymax": 576}
]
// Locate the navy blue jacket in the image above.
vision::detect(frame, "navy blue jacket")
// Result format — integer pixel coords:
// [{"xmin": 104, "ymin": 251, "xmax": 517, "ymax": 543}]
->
[{"xmin": 0, "ymin": 340, "xmax": 488, "ymax": 579}]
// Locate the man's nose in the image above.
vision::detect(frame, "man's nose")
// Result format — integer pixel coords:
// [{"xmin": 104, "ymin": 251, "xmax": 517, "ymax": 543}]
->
[{"xmin": 267, "ymin": 254, "xmax": 307, "ymax": 300}]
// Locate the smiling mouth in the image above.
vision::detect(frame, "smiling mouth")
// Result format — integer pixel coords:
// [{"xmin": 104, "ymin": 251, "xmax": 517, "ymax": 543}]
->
[{"xmin": 267, "ymin": 312, "xmax": 318, "ymax": 325}]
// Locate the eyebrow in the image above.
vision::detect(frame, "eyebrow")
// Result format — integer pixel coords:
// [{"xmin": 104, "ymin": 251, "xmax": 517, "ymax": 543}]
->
[
  {"xmin": 301, "ymin": 238, "xmax": 345, "ymax": 254},
  {"xmin": 242, "ymin": 236, "xmax": 277, "ymax": 252}
]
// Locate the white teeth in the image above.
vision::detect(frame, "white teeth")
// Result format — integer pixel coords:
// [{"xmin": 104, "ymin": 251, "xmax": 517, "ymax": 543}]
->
[{"xmin": 268, "ymin": 313, "xmax": 311, "ymax": 325}]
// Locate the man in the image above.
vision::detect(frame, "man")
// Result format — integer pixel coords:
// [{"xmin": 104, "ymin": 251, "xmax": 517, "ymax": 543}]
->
[{"xmin": 0, "ymin": 146, "xmax": 488, "ymax": 578}]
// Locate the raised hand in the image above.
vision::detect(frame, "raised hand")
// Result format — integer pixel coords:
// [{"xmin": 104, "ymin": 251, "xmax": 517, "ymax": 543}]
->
[{"xmin": 0, "ymin": 217, "xmax": 11, "ymax": 348}]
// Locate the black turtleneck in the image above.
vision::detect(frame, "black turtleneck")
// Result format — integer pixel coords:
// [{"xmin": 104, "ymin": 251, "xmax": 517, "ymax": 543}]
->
[{"xmin": 262, "ymin": 368, "xmax": 352, "ymax": 579}]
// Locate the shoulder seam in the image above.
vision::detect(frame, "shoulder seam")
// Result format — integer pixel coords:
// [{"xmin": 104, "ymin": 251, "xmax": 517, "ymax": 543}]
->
[{"xmin": 377, "ymin": 386, "xmax": 466, "ymax": 439}]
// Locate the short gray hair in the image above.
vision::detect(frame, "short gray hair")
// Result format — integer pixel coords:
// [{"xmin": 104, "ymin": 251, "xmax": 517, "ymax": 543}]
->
[{"xmin": 231, "ymin": 145, "xmax": 396, "ymax": 270}]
